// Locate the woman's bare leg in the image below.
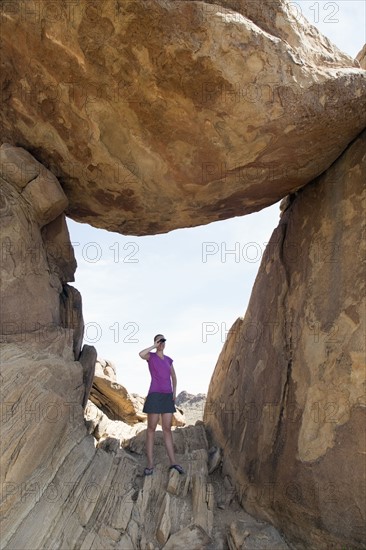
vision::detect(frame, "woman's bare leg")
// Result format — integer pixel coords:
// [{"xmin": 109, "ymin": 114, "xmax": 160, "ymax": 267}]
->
[
  {"xmin": 146, "ymin": 413, "xmax": 159, "ymax": 468},
  {"xmin": 161, "ymin": 413, "xmax": 176, "ymax": 465}
]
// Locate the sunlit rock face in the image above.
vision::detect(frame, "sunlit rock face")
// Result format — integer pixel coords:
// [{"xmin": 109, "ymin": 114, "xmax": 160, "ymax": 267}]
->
[
  {"xmin": 1, "ymin": 1, "xmax": 365, "ymax": 548},
  {"xmin": 0, "ymin": 143, "xmax": 83, "ymax": 354},
  {"xmin": 357, "ymin": 44, "xmax": 366, "ymax": 69},
  {"xmin": 204, "ymin": 130, "xmax": 366, "ymax": 549},
  {"xmin": 1, "ymin": 339, "xmax": 290, "ymax": 549},
  {"xmin": 1, "ymin": 0, "xmax": 365, "ymax": 235}
]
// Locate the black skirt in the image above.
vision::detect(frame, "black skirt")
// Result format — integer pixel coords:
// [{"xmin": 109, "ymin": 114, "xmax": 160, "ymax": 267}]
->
[{"xmin": 143, "ymin": 392, "xmax": 176, "ymax": 414}]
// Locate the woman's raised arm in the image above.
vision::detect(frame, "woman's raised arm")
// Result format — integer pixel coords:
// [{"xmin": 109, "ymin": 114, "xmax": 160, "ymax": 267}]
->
[{"xmin": 139, "ymin": 343, "xmax": 156, "ymax": 360}]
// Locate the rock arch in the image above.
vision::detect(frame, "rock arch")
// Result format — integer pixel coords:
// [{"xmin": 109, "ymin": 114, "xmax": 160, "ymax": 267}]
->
[{"xmin": 1, "ymin": 0, "xmax": 365, "ymax": 547}]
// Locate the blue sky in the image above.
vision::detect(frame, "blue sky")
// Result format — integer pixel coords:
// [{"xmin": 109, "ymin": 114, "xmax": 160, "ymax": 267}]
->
[{"xmin": 68, "ymin": 1, "xmax": 365, "ymax": 395}]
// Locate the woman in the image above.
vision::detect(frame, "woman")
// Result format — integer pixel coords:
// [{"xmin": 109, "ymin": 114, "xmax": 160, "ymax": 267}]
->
[{"xmin": 139, "ymin": 334, "xmax": 184, "ymax": 476}]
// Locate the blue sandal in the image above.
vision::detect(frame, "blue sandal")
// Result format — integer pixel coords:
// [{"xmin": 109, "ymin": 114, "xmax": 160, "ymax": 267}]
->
[
  {"xmin": 169, "ymin": 464, "xmax": 185, "ymax": 474},
  {"xmin": 144, "ymin": 467, "xmax": 154, "ymax": 476}
]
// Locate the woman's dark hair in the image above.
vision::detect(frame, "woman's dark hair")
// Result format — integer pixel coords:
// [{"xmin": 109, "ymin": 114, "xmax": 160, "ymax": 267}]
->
[{"xmin": 154, "ymin": 334, "xmax": 164, "ymax": 342}]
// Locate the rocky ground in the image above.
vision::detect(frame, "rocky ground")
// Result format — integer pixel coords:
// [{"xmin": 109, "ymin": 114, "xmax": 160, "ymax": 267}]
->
[
  {"xmin": 85, "ymin": 359, "xmax": 204, "ymax": 450},
  {"xmin": 84, "ymin": 362, "xmax": 290, "ymax": 548},
  {"xmin": 0, "ymin": 342, "xmax": 290, "ymax": 549},
  {"xmin": 95, "ymin": 423, "xmax": 291, "ymax": 549}
]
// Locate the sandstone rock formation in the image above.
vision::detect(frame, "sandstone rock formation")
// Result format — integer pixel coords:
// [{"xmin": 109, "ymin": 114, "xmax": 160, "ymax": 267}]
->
[
  {"xmin": 84, "ymin": 399, "xmax": 146, "ymax": 446},
  {"xmin": 95, "ymin": 357, "xmax": 118, "ymax": 381},
  {"xmin": 1, "ymin": 0, "xmax": 365, "ymax": 234},
  {"xmin": 85, "ymin": 387, "xmax": 209, "ymax": 450},
  {"xmin": 0, "ymin": 144, "xmax": 67, "ymax": 331},
  {"xmin": 204, "ymin": 130, "xmax": 366, "ymax": 548},
  {"xmin": 1, "ymin": 1, "xmax": 365, "ymax": 548},
  {"xmin": 0, "ymin": 143, "xmax": 85, "ymax": 360},
  {"xmin": 91, "ymin": 367, "xmax": 144, "ymax": 424},
  {"xmin": 0, "ymin": 338, "xmax": 87, "ymax": 549},
  {"xmin": 357, "ymin": 44, "xmax": 366, "ymax": 69},
  {"xmin": 90, "ymin": 358, "xmax": 186, "ymax": 427},
  {"xmin": 0, "ymin": 339, "xmax": 289, "ymax": 549},
  {"xmin": 79, "ymin": 344, "xmax": 97, "ymax": 409}
]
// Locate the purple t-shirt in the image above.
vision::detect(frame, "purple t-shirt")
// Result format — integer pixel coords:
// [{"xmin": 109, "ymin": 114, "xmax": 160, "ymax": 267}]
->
[{"xmin": 147, "ymin": 352, "xmax": 173, "ymax": 394}]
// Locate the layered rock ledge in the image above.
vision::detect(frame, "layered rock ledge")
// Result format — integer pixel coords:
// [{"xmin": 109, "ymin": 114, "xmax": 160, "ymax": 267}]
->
[{"xmin": 0, "ymin": 339, "xmax": 290, "ymax": 549}]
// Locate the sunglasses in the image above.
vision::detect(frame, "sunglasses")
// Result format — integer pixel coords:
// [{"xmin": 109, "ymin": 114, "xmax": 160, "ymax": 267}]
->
[{"xmin": 157, "ymin": 338, "xmax": 166, "ymax": 343}]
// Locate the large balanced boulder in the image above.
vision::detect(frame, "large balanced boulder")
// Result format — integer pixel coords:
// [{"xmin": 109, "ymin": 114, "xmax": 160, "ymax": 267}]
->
[
  {"xmin": 1, "ymin": 0, "xmax": 365, "ymax": 234},
  {"xmin": 204, "ymin": 129, "xmax": 366, "ymax": 548},
  {"xmin": 1, "ymin": 2, "xmax": 365, "ymax": 548}
]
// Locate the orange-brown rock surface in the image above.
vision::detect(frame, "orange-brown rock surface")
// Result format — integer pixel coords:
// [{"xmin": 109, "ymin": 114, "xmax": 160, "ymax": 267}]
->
[
  {"xmin": 90, "ymin": 358, "xmax": 186, "ymax": 426},
  {"xmin": 1, "ymin": 0, "xmax": 365, "ymax": 234},
  {"xmin": 0, "ymin": 144, "xmax": 81, "ymax": 350},
  {"xmin": 1, "ymin": 1, "xmax": 365, "ymax": 548},
  {"xmin": 0, "ymin": 338, "xmax": 290, "ymax": 549},
  {"xmin": 204, "ymin": 130, "xmax": 366, "ymax": 549},
  {"xmin": 357, "ymin": 44, "xmax": 366, "ymax": 69}
]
